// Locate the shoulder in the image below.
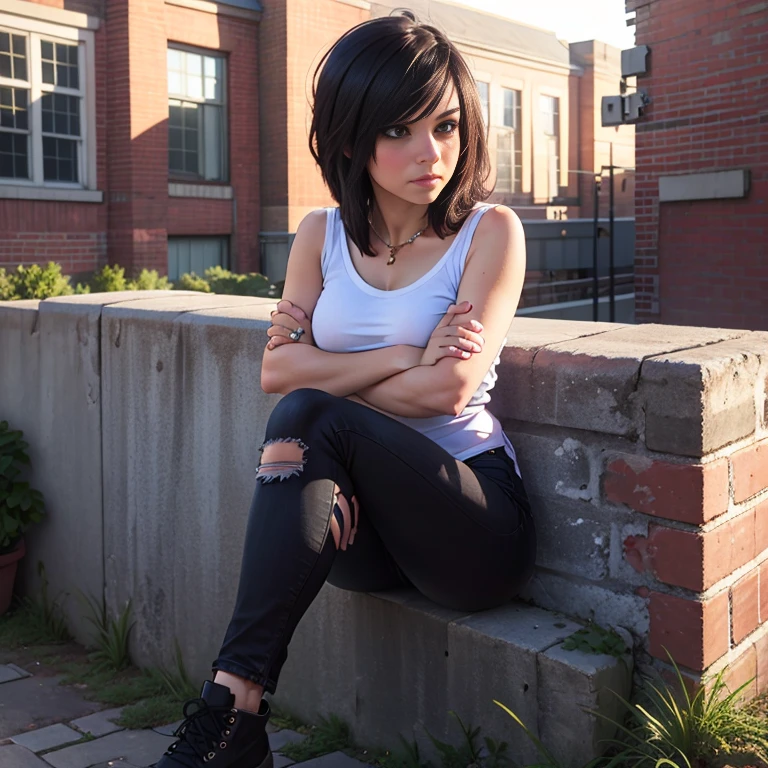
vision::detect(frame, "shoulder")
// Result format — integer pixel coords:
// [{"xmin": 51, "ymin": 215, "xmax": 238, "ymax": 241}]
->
[
  {"xmin": 295, "ymin": 207, "xmax": 332, "ymax": 240},
  {"xmin": 466, "ymin": 205, "xmax": 525, "ymax": 269}
]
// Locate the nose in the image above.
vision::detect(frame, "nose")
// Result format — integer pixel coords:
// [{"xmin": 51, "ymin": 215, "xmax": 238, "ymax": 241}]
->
[{"xmin": 416, "ymin": 131, "xmax": 440, "ymax": 165}]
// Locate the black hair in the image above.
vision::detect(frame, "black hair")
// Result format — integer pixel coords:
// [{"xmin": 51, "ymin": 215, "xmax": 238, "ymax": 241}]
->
[{"xmin": 308, "ymin": 13, "xmax": 491, "ymax": 257}]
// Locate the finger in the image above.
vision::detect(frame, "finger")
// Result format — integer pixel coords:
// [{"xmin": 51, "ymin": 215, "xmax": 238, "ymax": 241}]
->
[
  {"xmin": 266, "ymin": 336, "xmax": 293, "ymax": 350},
  {"xmin": 435, "ymin": 301, "xmax": 473, "ymax": 330},
  {"xmin": 433, "ymin": 326, "xmax": 484, "ymax": 350},
  {"xmin": 270, "ymin": 312, "xmax": 299, "ymax": 330},
  {"xmin": 267, "ymin": 325, "xmax": 296, "ymax": 339},
  {"xmin": 440, "ymin": 346, "xmax": 473, "ymax": 360},
  {"xmin": 279, "ymin": 303, "xmax": 308, "ymax": 325},
  {"xmin": 445, "ymin": 336, "xmax": 482, "ymax": 354}
]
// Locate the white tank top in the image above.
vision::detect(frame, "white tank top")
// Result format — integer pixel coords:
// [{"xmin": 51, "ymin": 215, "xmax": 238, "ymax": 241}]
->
[{"xmin": 312, "ymin": 204, "xmax": 520, "ymax": 475}]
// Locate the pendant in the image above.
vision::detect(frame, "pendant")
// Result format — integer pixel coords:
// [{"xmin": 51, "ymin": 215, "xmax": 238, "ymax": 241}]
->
[{"xmin": 387, "ymin": 247, "xmax": 398, "ymax": 266}]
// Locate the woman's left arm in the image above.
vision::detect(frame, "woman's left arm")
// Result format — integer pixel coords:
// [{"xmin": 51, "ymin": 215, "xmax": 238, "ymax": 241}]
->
[{"xmin": 356, "ymin": 206, "xmax": 526, "ymax": 418}]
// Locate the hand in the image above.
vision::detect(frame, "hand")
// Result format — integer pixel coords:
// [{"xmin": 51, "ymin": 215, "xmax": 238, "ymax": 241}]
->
[
  {"xmin": 266, "ymin": 300, "xmax": 314, "ymax": 350},
  {"xmin": 420, "ymin": 301, "xmax": 484, "ymax": 366}
]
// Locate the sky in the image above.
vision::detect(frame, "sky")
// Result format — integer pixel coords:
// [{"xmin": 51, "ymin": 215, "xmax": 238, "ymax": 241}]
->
[{"xmin": 453, "ymin": 0, "xmax": 636, "ymax": 49}]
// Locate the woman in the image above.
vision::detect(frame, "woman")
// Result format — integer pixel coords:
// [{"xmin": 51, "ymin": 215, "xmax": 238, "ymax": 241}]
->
[{"xmin": 157, "ymin": 12, "xmax": 535, "ymax": 768}]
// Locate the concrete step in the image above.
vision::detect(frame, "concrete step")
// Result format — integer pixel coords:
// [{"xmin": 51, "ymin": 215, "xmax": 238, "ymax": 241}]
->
[{"xmin": 274, "ymin": 585, "xmax": 633, "ymax": 768}]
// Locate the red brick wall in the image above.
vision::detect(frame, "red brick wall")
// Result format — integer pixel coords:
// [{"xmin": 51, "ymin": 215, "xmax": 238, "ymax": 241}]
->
[
  {"xmin": 628, "ymin": 0, "xmax": 768, "ymax": 330},
  {"xmin": 0, "ymin": 0, "xmax": 108, "ymax": 276},
  {"xmin": 1, "ymin": 0, "xmax": 259, "ymax": 278}
]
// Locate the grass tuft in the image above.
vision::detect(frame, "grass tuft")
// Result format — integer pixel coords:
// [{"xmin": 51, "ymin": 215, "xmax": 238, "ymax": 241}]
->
[{"xmin": 280, "ymin": 714, "xmax": 352, "ymax": 762}]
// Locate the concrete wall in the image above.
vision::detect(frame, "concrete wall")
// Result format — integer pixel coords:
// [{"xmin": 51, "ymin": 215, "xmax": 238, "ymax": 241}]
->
[{"xmin": 1, "ymin": 295, "xmax": 767, "ymax": 731}]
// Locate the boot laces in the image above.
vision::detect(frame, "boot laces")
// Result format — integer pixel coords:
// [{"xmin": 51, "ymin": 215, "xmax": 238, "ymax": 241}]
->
[{"xmin": 162, "ymin": 697, "xmax": 235, "ymax": 767}]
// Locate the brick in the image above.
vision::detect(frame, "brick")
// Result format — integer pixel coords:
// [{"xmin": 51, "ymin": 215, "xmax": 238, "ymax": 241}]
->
[
  {"xmin": 731, "ymin": 439, "xmax": 768, "ymax": 503},
  {"xmin": 721, "ymin": 643, "xmax": 758, "ymax": 701},
  {"xmin": 757, "ymin": 500, "xmax": 768, "ymax": 558},
  {"xmin": 648, "ymin": 590, "xmax": 729, "ymax": 671},
  {"xmin": 757, "ymin": 631, "xmax": 768, "ymax": 694},
  {"xmin": 761, "ymin": 563, "xmax": 768, "ymax": 626},
  {"xmin": 604, "ymin": 456, "xmax": 729, "ymax": 524},
  {"xmin": 732, "ymin": 570, "xmax": 760, "ymax": 645}
]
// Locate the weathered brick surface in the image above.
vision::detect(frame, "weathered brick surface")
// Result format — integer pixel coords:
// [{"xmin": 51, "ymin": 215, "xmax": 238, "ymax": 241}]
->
[
  {"xmin": 731, "ymin": 439, "xmax": 768, "ymax": 503},
  {"xmin": 604, "ymin": 456, "xmax": 729, "ymax": 524},
  {"xmin": 648, "ymin": 591, "xmax": 730, "ymax": 670},
  {"xmin": 732, "ymin": 570, "xmax": 761, "ymax": 645},
  {"xmin": 640, "ymin": 333, "xmax": 766, "ymax": 457}
]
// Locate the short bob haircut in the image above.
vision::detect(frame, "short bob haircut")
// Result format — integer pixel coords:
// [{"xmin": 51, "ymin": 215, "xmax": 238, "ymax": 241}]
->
[{"xmin": 308, "ymin": 13, "xmax": 491, "ymax": 258}]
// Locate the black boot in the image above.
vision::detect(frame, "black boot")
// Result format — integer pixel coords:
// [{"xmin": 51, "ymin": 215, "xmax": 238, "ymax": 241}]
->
[{"xmin": 155, "ymin": 680, "xmax": 272, "ymax": 768}]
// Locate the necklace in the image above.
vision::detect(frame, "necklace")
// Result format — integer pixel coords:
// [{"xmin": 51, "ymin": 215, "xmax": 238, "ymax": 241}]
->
[{"xmin": 367, "ymin": 213, "xmax": 427, "ymax": 265}]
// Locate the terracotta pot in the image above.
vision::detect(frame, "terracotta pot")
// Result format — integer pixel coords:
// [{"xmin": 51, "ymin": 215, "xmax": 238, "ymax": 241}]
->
[{"xmin": 0, "ymin": 538, "xmax": 25, "ymax": 616}]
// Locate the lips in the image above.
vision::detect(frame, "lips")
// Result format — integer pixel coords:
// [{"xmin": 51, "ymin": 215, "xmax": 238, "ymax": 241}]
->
[{"xmin": 412, "ymin": 174, "xmax": 441, "ymax": 182}]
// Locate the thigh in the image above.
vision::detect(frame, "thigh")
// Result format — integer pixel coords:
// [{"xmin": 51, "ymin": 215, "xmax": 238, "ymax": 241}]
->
[{"xmin": 320, "ymin": 400, "xmax": 536, "ymax": 611}]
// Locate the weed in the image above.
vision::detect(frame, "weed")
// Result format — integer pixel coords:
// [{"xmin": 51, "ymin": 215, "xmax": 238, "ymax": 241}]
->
[
  {"xmin": 118, "ymin": 695, "xmax": 183, "ymax": 730},
  {"xmin": 145, "ymin": 638, "xmax": 198, "ymax": 702},
  {"xmin": 76, "ymin": 590, "xmax": 134, "ymax": 672},
  {"xmin": 37, "ymin": 731, "xmax": 95, "ymax": 756},
  {"xmin": 280, "ymin": 714, "xmax": 352, "ymax": 762},
  {"xmin": 561, "ymin": 623, "xmax": 628, "ymax": 659}
]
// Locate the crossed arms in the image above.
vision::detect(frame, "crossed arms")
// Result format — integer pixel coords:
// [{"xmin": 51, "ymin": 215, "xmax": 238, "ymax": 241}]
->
[{"xmin": 261, "ymin": 206, "xmax": 526, "ymax": 419}]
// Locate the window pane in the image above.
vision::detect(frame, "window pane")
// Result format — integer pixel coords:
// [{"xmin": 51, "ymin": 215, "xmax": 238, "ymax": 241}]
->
[
  {"xmin": 41, "ymin": 41, "xmax": 79, "ymax": 89},
  {"xmin": 168, "ymin": 48, "xmax": 182, "ymax": 71},
  {"xmin": 168, "ymin": 70, "xmax": 182, "ymax": 94},
  {"xmin": 186, "ymin": 53, "xmax": 202, "ymax": 76},
  {"xmin": 43, "ymin": 135, "xmax": 78, "ymax": 182},
  {"xmin": 503, "ymin": 89, "xmax": 520, "ymax": 129},
  {"xmin": 0, "ymin": 87, "xmax": 29, "ymax": 130},
  {"xmin": 0, "ymin": 131, "xmax": 29, "ymax": 178},
  {"xmin": 203, "ymin": 104, "xmax": 221, "ymax": 180},
  {"xmin": 187, "ymin": 74, "xmax": 202, "ymax": 100},
  {"xmin": 476, "ymin": 81, "xmax": 489, "ymax": 125},
  {"xmin": 0, "ymin": 54, "xmax": 10, "ymax": 79},
  {"xmin": 0, "ymin": 32, "xmax": 9, "ymax": 53},
  {"xmin": 42, "ymin": 93, "xmax": 80, "ymax": 137},
  {"xmin": 169, "ymin": 149, "xmax": 183, "ymax": 172}
]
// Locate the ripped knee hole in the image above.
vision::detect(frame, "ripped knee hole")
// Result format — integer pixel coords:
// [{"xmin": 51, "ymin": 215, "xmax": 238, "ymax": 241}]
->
[
  {"xmin": 330, "ymin": 485, "xmax": 359, "ymax": 551},
  {"xmin": 256, "ymin": 438, "xmax": 308, "ymax": 483}
]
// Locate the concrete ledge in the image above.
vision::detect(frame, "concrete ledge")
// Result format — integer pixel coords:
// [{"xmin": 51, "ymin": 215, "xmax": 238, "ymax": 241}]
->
[{"xmin": 275, "ymin": 586, "xmax": 632, "ymax": 768}]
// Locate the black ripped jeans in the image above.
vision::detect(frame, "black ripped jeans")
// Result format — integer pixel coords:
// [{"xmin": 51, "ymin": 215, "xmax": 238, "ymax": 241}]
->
[{"xmin": 214, "ymin": 388, "xmax": 536, "ymax": 694}]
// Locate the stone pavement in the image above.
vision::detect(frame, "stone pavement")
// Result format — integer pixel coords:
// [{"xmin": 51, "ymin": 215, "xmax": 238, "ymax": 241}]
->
[{"xmin": 0, "ymin": 663, "xmax": 374, "ymax": 768}]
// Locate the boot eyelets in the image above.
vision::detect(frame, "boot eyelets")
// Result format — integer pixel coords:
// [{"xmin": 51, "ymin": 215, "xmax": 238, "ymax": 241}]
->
[
  {"xmin": 223, "ymin": 729, "xmax": 231, "ymax": 737},
  {"xmin": 205, "ymin": 751, "xmax": 215, "ymax": 761},
  {"xmin": 227, "ymin": 716, "xmax": 236, "ymax": 725},
  {"xmin": 220, "ymin": 741, "xmax": 227, "ymax": 749}
]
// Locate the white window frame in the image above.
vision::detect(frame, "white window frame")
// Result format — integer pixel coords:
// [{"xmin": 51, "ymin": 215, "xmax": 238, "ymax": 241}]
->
[
  {"xmin": 0, "ymin": 12, "xmax": 96, "ymax": 193},
  {"xmin": 167, "ymin": 44, "xmax": 228, "ymax": 183}
]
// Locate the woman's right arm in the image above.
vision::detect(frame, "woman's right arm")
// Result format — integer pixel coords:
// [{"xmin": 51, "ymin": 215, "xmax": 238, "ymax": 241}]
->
[{"xmin": 261, "ymin": 210, "xmax": 422, "ymax": 397}]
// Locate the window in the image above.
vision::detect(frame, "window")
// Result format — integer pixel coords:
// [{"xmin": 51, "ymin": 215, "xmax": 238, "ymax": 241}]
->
[
  {"xmin": 496, "ymin": 88, "xmax": 522, "ymax": 193},
  {"xmin": 540, "ymin": 94, "xmax": 560, "ymax": 201},
  {"xmin": 1, "ymin": 26, "xmax": 88, "ymax": 185},
  {"xmin": 168, "ymin": 47, "xmax": 227, "ymax": 182},
  {"xmin": 168, "ymin": 236, "xmax": 229, "ymax": 281},
  {"xmin": 475, "ymin": 80, "xmax": 489, "ymax": 126}
]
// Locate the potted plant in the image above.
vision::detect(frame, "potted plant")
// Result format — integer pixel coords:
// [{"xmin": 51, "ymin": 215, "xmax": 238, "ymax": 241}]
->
[{"xmin": 0, "ymin": 421, "xmax": 45, "ymax": 615}]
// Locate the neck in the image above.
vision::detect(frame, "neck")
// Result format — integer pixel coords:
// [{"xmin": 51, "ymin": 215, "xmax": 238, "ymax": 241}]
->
[{"xmin": 369, "ymin": 186, "xmax": 429, "ymax": 246}]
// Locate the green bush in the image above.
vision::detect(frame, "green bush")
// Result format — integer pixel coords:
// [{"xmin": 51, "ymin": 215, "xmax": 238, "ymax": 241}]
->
[
  {"xmin": 202, "ymin": 266, "xmax": 281, "ymax": 298},
  {"xmin": 0, "ymin": 421, "xmax": 45, "ymax": 554},
  {"xmin": 8, "ymin": 263, "xmax": 75, "ymax": 299},
  {"xmin": 0, "ymin": 268, "xmax": 16, "ymax": 301},
  {"xmin": 127, "ymin": 269, "xmax": 172, "ymax": 291},
  {"xmin": 175, "ymin": 272, "xmax": 211, "ymax": 293},
  {"xmin": 91, "ymin": 264, "xmax": 128, "ymax": 293}
]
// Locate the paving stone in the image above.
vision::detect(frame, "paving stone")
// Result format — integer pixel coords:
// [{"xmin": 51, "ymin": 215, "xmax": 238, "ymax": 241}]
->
[
  {"xmin": 41, "ymin": 729, "xmax": 174, "ymax": 768},
  {"xmin": 70, "ymin": 709, "xmax": 125, "ymax": 738},
  {"xmin": 269, "ymin": 729, "xmax": 306, "ymax": 752},
  {"xmin": 0, "ymin": 664, "xmax": 31, "ymax": 684},
  {"xmin": 0, "ymin": 744, "xmax": 51, "ymax": 767},
  {"xmin": 11, "ymin": 724, "xmax": 83, "ymax": 753},
  {"xmin": 0, "ymin": 676, "xmax": 102, "ymax": 740},
  {"xmin": 87, "ymin": 762, "xmax": 142, "ymax": 768},
  {"xmin": 273, "ymin": 755, "xmax": 295, "ymax": 768},
  {"xmin": 150, "ymin": 720, "xmax": 181, "ymax": 737},
  {"xmin": 297, "ymin": 753, "xmax": 372, "ymax": 768}
]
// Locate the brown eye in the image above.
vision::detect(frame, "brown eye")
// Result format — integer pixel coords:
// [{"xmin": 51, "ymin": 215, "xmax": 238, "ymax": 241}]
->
[{"xmin": 383, "ymin": 126, "xmax": 408, "ymax": 138}]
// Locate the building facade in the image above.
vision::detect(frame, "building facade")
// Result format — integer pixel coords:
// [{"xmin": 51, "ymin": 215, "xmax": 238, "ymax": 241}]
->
[
  {"xmin": 0, "ymin": 0, "xmax": 633, "ymax": 282},
  {"xmin": 627, "ymin": 0, "xmax": 768, "ymax": 330}
]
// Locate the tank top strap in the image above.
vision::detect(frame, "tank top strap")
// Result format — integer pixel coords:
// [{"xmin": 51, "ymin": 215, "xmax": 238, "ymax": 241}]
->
[{"xmin": 320, "ymin": 207, "xmax": 341, "ymax": 280}]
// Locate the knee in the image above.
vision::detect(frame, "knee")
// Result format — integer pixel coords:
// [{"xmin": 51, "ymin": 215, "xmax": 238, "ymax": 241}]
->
[{"xmin": 266, "ymin": 388, "xmax": 337, "ymax": 436}]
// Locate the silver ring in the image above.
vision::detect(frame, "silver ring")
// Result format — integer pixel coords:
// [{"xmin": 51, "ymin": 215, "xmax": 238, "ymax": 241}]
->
[{"xmin": 289, "ymin": 327, "xmax": 305, "ymax": 342}]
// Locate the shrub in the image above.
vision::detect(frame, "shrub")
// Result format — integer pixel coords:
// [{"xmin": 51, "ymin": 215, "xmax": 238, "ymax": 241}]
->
[
  {"xmin": 9, "ymin": 263, "xmax": 74, "ymax": 299},
  {"xmin": 127, "ymin": 269, "xmax": 171, "ymax": 291},
  {"xmin": 0, "ymin": 421, "xmax": 45, "ymax": 554},
  {"xmin": 0, "ymin": 268, "xmax": 16, "ymax": 301},
  {"xmin": 175, "ymin": 272, "xmax": 211, "ymax": 293},
  {"xmin": 202, "ymin": 266, "xmax": 281, "ymax": 298},
  {"xmin": 91, "ymin": 264, "xmax": 128, "ymax": 293}
]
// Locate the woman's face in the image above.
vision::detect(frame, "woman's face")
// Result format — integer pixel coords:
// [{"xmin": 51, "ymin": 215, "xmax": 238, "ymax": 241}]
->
[{"xmin": 367, "ymin": 83, "xmax": 461, "ymax": 206}]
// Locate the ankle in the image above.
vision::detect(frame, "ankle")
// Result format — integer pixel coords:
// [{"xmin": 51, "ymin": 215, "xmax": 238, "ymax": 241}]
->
[{"xmin": 213, "ymin": 670, "xmax": 265, "ymax": 714}]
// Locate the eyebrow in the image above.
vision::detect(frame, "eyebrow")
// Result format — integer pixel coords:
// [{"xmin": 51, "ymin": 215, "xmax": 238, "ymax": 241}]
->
[{"xmin": 433, "ymin": 107, "xmax": 460, "ymax": 119}]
